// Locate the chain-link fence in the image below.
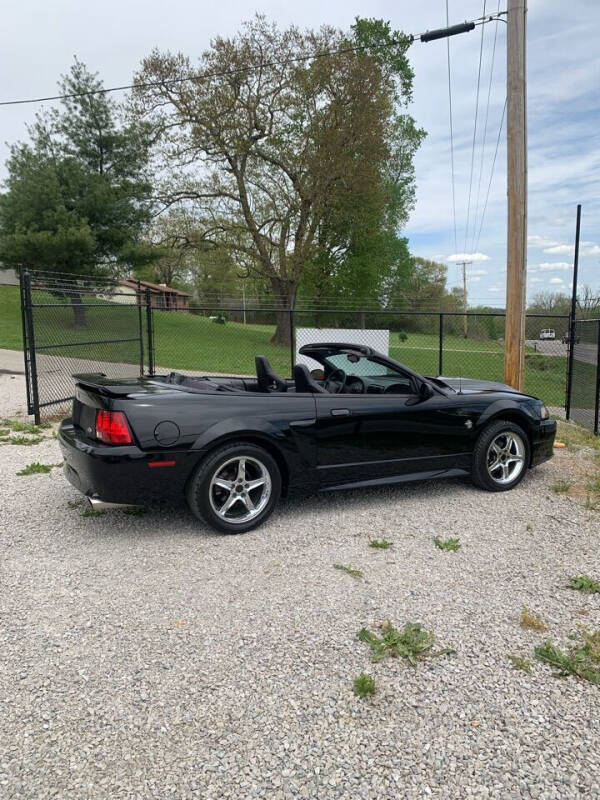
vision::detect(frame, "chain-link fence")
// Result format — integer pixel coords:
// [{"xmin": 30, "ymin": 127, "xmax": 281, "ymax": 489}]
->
[
  {"xmin": 17, "ymin": 270, "xmax": 577, "ymax": 422},
  {"xmin": 567, "ymin": 318, "xmax": 600, "ymax": 434},
  {"xmin": 20, "ymin": 271, "xmax": 145, "ymax": 421}
]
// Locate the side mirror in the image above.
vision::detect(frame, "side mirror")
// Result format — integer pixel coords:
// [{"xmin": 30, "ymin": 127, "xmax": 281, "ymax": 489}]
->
[{"xmin": 419, "ymin": 381, "xmax": 433, "ymax": 400}]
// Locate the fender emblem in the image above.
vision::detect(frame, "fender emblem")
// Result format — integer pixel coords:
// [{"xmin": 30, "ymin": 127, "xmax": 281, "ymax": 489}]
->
[{"xmin": 464, "ymin": 420, "xmax": 473, "ymax": 429}]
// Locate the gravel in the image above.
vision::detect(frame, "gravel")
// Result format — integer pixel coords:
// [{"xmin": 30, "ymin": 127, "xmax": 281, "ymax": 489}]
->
[{"xmin": 1, "ymin": 430, "xmax": 599, "ymax": 799}]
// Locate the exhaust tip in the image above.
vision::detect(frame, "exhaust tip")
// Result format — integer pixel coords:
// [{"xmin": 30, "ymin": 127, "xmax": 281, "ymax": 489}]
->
[{"xmin": 87, "ymin": 496, "xmax": 137, "ymax": 512}]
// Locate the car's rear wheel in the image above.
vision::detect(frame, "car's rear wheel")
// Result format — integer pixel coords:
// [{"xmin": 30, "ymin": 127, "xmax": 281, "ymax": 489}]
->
[
  {"xmin": 472, "ymin": 420, "xmax": 529, "ymax": 492},
  {"xmin": 186, "ymin": 442, "xmax": 281, "ymax": 533}
]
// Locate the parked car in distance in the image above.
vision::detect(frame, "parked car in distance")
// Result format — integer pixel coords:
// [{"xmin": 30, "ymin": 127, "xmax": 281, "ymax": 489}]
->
[
  {"xmin": 58, "ymin": 343, "xmax": 556, "ymax": 534},
  {"xmin": 539, "ymin": 329, "xmax": 556, "ymax": 340}
]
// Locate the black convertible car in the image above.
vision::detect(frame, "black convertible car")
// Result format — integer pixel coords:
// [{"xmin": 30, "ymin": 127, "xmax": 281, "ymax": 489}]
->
[{"xmin": 59, "ymin": 343, "xmax": 556, "ymax": 533}]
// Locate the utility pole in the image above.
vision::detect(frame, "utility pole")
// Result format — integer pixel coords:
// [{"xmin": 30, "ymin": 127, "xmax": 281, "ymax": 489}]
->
[
  {"xmin": 504, "ymin": 0, "xmax": 528, "ymax": 389},
  {"xmin": 456, "ymin": 261, "xmax": 472, "ymax": 338}
]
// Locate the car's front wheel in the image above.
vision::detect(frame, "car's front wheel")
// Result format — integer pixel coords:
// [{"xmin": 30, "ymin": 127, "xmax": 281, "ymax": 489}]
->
[
  {"xmin": 186, "ymin": 442, "xmax": 281, "ymax": 533},
  {"xmin": 471, "ymin": 420, "xmax": 530, "ymax": 492}
]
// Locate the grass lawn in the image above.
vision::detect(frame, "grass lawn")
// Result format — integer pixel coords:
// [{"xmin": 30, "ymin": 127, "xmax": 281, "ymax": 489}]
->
[{"xmin": 0, "ymin": 284, "xmax": 570, "ymax": 406}]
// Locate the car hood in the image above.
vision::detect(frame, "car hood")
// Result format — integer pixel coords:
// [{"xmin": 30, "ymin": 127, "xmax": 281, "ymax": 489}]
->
[{"xmin": 432, "ymin": 376, "xmax": 533, "ymax": 397}]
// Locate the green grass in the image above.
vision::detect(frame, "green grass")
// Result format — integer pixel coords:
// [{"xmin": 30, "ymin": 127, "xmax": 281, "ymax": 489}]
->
[
  {"xmin": 520, "ymin": 608, "xmax": 548, "ymax": 632},
  {"xmin": 535, "ymin": 629, "xmax": 600, "ymax": 684},
  {"xmin": 333, "ymin": 563, "xmax": 363, "ymax": 579},
  {"xmin": 567, "ymin": 575, "xmax": 600, "ymax": 594},
  {"xmin": 551, "ymin": 480, "xmax": 571, "ymax": 494},
  {"xmin": 16, "ymin": 461, "xmax": 59, "ymax": 476},
  {"xmin": 433, "ymin": 536, "xmax": 461, "ymax": 552},
  {"xmin": 80, "ymin": 508, "xmax": 105, "ymax": 518},
  {"xmin": 1, "ymin": 418, "xmax": 50, "ymax": 434},
  {"xmin": 353, "ymin": 673, "xmax": 377, "ymax": 698},
  {"xmin": 0, "ymin": 434, "xmax": 44, "ymax": 446},
  {"xmin": 368, "ymin": 538, "xmax": 393, "ymax": 550},
  {"xmin": 123, "ymin": 506, "xmax": 146, "ymax": 516},
  {"xmin": 0, "ymin": 284, "xmax": 570, "ymax": 404},
  {"xmin": 357, "ymin": 621, "xmax": 454, "ymax": 665}
]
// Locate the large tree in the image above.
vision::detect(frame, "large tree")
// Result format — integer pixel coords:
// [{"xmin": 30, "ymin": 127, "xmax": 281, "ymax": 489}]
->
[
  {"xmin": 0, "ymin": 60, "xmax": 156, "ymax": 324},
  {"xmin": 132, "ymin": 16, "xmax": 424, "ymax": 342}
]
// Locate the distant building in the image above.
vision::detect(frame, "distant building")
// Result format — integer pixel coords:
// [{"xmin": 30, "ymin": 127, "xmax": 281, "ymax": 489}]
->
[{"xmin": 117, "ymin": 279, "xmax": 191, "ymax": 310}]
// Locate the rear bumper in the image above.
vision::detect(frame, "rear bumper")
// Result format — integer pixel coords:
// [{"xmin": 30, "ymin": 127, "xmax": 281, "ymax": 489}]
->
[
  {"xmin": 58, "ymin": 419, "xmax": 199, "ymax": 505},
  {"xmin": 530, "ymin": 418, "xmax": 557, "ymax": 467}
]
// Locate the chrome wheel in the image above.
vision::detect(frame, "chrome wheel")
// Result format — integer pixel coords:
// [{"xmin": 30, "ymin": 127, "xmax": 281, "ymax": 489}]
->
[
  {"xmin": 486, "ymin": 431, "xmax": 526, "ymax": 485},
  {"xmin": 209, "ymin": 456, "xmax": 272, "ymax": 524}
]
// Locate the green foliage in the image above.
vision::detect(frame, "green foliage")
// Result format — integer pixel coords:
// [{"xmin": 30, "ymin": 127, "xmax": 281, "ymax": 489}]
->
[
  {"xmin": 67, "ymin": 500, "xmax": 83, "ymax": 509},
  {"xmin": 567, "ymin": 575, "xmax": 600, "ymax": 594},
  {"xmin": 333, "ymin": 563, "xmax": 363, "ymax": 578},
  {"xmin": 0, "ymin": 59, "xmax": 156, "ymax": 282},
  {"xmin": 1, "ymin": 418, "xmax": 50, "ymax": 434},
  {"xmin": 535, "ymin": 629, "xmax": 600, "ymax": 684},
  {"xmin": 397, "ymin": 331, "xmax": 408, "ymax": 342},
  {"xmin": 80, "ymin": 508, "xmax": 105, "ymax": 518},
  {"xmin": 368, "ymin": 538, "xmax": 393, "ymax": 550},
  {"xmin": 0, "ymin": 434, "xmax": 44, "ymax": 446},
  {"xmin": 433, "ymin": 536, "xmax": 461, "ymax": 552},
  {"xmin": 358, "ymin": 621, "xmax": 453, "ymax": 664},
  {"xmin": 353, "ymin": 673, "xmax": 377, "ymax": 698},
  {"xmin": 551, "ymin": 480, "xmax": 571, "ymax": 494},
  {"xmin": 16, "ymin": 462, "xmax": 56, "ymax": 476}
]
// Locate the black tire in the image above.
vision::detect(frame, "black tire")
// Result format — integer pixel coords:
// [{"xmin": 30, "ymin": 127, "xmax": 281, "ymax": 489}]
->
[
  {"xmin": 471, "ymin": 420, "xmax": 530, "ymax": 492},
  {"xmin": 186, "ymin": 442, "xmax": 281, "ymax": 534}
]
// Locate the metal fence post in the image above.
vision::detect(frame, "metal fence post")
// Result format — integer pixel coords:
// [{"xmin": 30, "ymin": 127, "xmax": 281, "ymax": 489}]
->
[
  {"xmin": 289, "ymin": 307, "xmax": 295, "ymax": 376},
  {"xmin": 136, "ymin": 279, "xmax": 145, "ymax": 376},
  {"xmin": 565, "ymin": 313, "xmax": 575, "ymax": 420},
  {"xmin": 20, "ymin": 270, "xmax": 41, "ymax": 424},
  {"xmin": 595, "ymin": 319, "xmax": 600, "ymax": 435},
  {"xmin": 438, "ymin": 313, "xmax": 444, "ymax": 376},
  {"xmin": 145, "ymin": 288, "xmax": 155, "ymax": 376}
]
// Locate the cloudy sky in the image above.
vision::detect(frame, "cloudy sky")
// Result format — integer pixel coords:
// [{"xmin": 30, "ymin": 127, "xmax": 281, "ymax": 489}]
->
[{"xmin": 1, "ymin": 0, "xmax": 598, "ymax": 304}]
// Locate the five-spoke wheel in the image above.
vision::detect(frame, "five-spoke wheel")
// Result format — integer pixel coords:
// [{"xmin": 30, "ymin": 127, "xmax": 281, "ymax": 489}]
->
[
  {"xmin": 186, "ymin": 442, "xmax": 281, "ymax": 533},
  {"xmin": 472, "ymin": 420, "xmax": 530, "ymax": 492}
]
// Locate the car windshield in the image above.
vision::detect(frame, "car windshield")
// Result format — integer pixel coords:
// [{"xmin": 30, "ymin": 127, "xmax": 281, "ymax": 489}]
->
[{"xmin": 323, "ymin": 352, "xmax": 406, "ymax": 379}]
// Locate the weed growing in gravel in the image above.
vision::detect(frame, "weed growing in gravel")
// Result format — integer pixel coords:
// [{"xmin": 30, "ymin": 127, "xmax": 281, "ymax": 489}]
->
[
  {"xmin": 535, "ymin": 628, "xmax": 600, "ymax": 684},
  {"xmin": 520, "ymin": 608, "xmax": 548, "ymax": 632},
  {"xmin": 123, "ymin": 506, "xmax": 146, "ymax": 516},
  {"xmin": 433, "ymin": 536, "xmax": 461, "ymax": 552},
  {"xmin": 358, "ymin": 622, "xmax": 454, "ymax": 665},
  {"xmin": 0, "ymin": 434, "xmax": 44, "ymax": 446},
  {"xmin": 81, "ymin": 508, "xmax": 105, "ymax": 518},
  {"xmin": 16, "ymin": 462, "xmax": 61, "ymax": 476},
  {"xmin": 67, "ymin": 500, "xmax": 83, "ymax": 509},
  {"xmin": 551, "ymin": 480, "xmax": 571, "ymax": 494},
  {"xmin": 353, "ymin": 673, "xmax": 376, "ymax": 698},
  {"xmin": 526, "ymin": 523, "xmax": 533, "ymax": 532},
  {"xmin": 1, "ymin": 418, "xmax": 50, "ymax": 434},
  {"xmin": 333, "ymin": 563, "xmax": 363, "ymax": 578},
  {"xmin": 585, "ymin": 495, "xmax": 600, "ymax": 511},
  {"xmin": 507, "ymin": 654, "xmax": 532, "ymax": 673},
  {"xmin": 567, "ymin": 575, "xmax": 600, "ymax": 594},
  {"xmin": 369, "ymin": 538, "xmax": 393, "ymax": 550},
  {"xmin": 0, "ymin": 428, "xmax": 9, "ymax": 437}
]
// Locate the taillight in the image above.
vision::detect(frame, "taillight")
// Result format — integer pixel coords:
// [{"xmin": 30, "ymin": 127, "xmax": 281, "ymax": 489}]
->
[{"xmin": 95, "ymin": 410, "xmax": 133, "ymax": 445}]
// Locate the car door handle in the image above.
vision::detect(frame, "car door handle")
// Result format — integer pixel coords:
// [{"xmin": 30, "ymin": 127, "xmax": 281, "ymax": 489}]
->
[
  {"xmin": 330, "ymin": 408, "xmax": 350, "ymax": 416},
  {"xmin": 289, "ymin": 418, "xmax": 316, "ymax": 427}
]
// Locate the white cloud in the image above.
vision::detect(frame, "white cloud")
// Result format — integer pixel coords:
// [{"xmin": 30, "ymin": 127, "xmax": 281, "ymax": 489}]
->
[
  {"xmin": 538, "ymin": 262, "xmax": 571, "ymax": 270},
  {"xmin": 528, "ymin": 235, "xmax": 560, "ymax": 249},
  {"xmin": 583, "ymin": 244, "xmax": 600, "ymax": 256},
  {"xmin": 489, "ymin": 286, "xmax": 501, "ymax": 293},
  {"xmin": 466, "ymin": 268, "xmax": 488, "ymax": 276},
  {"xmin": 549, "ymin": 277, "xmax": 564, "ymax": 284},
  {"xmin": 543, "ymin": 244, "xmax": 574, "ymax": 255},
  {"xmin": 447, "ymin": 253, "xmax": 491, "ymax": 263},
  {"xmin": 528, "ymin": 277, "xmax": 543, "ymax": 284}
]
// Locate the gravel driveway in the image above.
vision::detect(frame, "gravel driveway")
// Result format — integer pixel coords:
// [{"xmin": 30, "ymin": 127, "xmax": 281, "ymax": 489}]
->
[{"xmin": 1, "ymin": 431, "xmax": 599, "ymax": 799}]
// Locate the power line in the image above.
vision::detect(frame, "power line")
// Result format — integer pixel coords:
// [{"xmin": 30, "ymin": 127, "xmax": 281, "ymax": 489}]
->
[
  {"xmin": 0, "ymin": 12, "xmax": 506, "ymax": 108},
  {"xmin": 463, "ymin": 0, "xmax": 488, "ymax": 254},
  {"xmin": 473, "ymin": 97, "xmax": 507, "ymax": 254},
  {"xmin": 445, "ymin": 0, "xmax": 458, "ymax": 256},
  {"xmin": 471, "ymin": 0, "xmax": 502, "ymax": 253}
]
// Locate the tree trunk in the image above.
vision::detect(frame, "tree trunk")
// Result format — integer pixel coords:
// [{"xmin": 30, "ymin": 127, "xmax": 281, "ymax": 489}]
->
[
  {"xmin": 269, "ymin": 278, "xmax": 296, "ymax": 347},
  {"xmin": 70, "ymin": 293, "xmax": 87, "ymax": 328}
]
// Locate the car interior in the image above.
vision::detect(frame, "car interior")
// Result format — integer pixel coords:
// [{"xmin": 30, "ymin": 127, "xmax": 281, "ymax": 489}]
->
[{"xmin": 161, "ymin": 352, "xmax": 417, "ymax": 396}]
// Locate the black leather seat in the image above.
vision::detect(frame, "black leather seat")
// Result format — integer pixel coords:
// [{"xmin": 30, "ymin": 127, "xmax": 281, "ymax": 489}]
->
[
  {"xmin": 255, "ymin": 356, "xmax": 287, "ymax": 392},
  {"xmin": 293, "ymin": 363, "xmax": 327, "ymax": 393}
]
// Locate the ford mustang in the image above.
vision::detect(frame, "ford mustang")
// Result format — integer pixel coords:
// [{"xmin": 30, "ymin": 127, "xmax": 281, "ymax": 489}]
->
[{"xmin": 58, "ymin": 342, "xmax": 556, "ymax": 533}]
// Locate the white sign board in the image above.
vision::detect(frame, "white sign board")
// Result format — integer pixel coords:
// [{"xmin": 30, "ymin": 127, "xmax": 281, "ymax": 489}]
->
[{"xmin": 296, "ymin": 328, "xmax": 389, "ymax": 370}]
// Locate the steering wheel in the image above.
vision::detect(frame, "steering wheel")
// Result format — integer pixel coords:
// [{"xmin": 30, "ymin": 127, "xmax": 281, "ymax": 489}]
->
[{"xmin": 325, "ymin": 367, "xmax": 347, "ymax": 394}]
